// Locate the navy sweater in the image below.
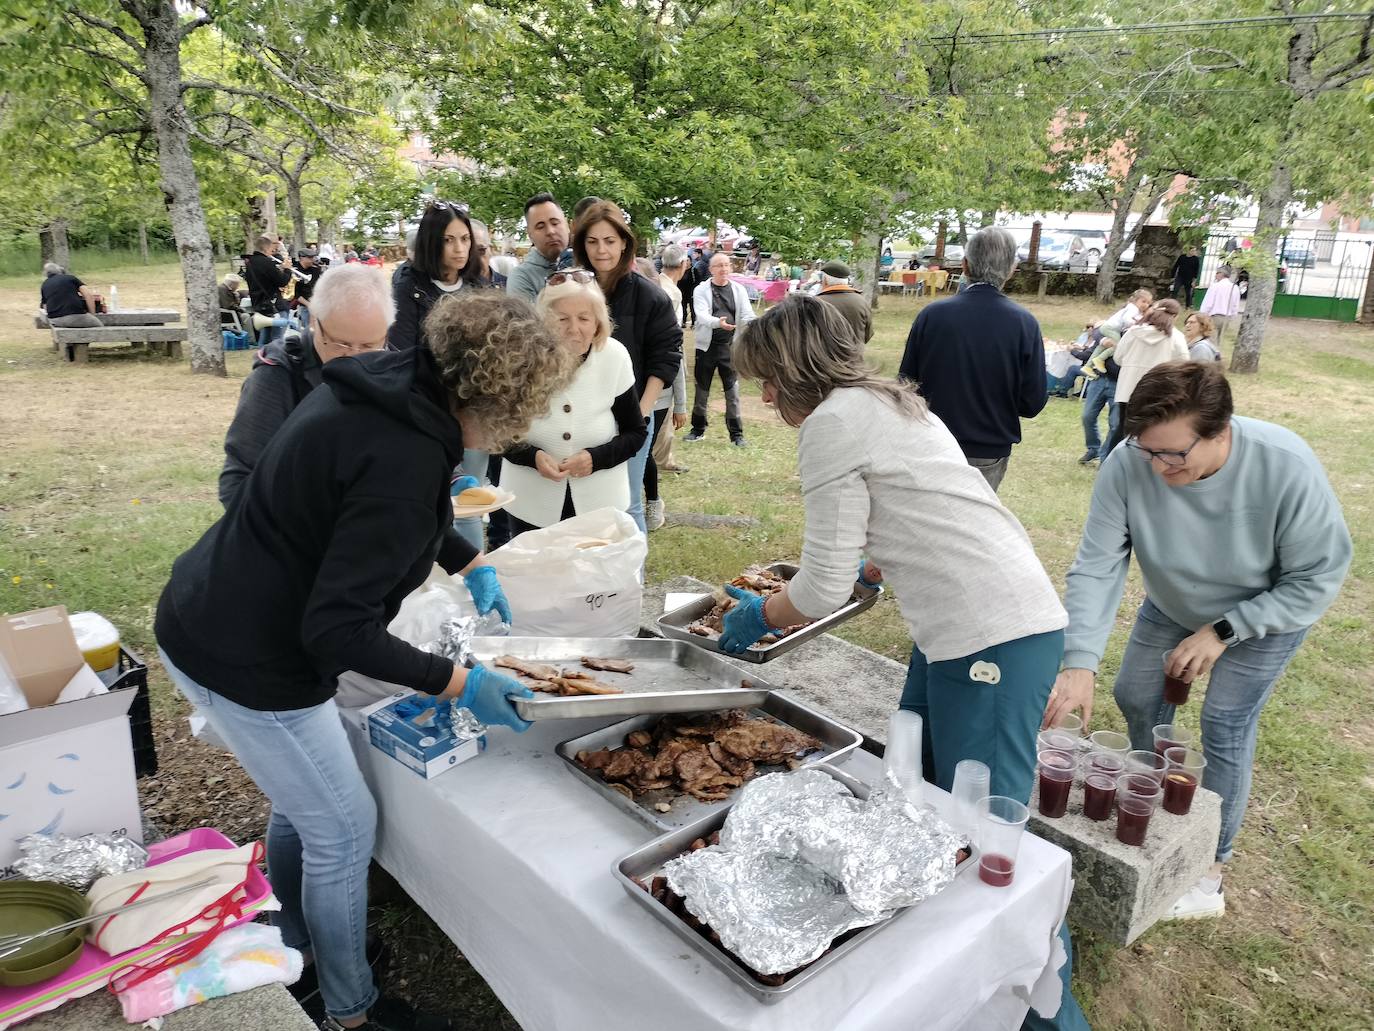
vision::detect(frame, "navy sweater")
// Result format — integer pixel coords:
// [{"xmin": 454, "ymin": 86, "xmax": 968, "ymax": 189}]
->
[{"xmin": 898, "ymin": 283, "xmax": 1048, "ymax": 459}]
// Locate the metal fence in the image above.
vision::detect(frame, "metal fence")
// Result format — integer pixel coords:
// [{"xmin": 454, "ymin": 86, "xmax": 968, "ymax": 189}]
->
[{"xmin": 1199, "ymin": 229, "xmax": 1371, "ymax": 322}]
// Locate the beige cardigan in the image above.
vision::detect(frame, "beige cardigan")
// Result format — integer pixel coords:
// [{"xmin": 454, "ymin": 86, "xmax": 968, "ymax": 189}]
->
[{"xmin": 1114, "ymin": 325, "xmax": 1189, "ymax": 404}]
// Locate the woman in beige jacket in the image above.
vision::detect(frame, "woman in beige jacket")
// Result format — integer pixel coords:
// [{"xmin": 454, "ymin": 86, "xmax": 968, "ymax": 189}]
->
[{"xmin": 1102, "ymin": 298, "xmax": 1188, "ymax": 456}]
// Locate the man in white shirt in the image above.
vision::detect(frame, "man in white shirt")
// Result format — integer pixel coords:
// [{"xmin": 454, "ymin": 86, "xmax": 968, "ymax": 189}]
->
[
  {"xmin": 687, "ymin": 252, "xmax": 755, "ymax": 446},
  {"xmin": 1198, "ymin": 268, "xmax": 1242, "ymax": 348}
]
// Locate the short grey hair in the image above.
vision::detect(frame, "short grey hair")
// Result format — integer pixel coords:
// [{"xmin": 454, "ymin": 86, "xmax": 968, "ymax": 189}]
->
[
  {"xmin": 308, "ymin": 264, "xmax": 395, "ymax": 327},
  {"xmin": 405, "ymin": 228, "xmax": 418, "ymax": 260},
  {"xmin": 42, "ymin": 262, "xmax": 63, "ymax": 277},
  {"xmin": 470, "ymin": 217, "xmax": 489, "ymax": 239},
  {"xmin": 660, "ymin": 244, "xmax": 688, "ymax": 269},
  {"xmin": 965, "ymin": 227, "xmax": 1018, "ymax": 287}
]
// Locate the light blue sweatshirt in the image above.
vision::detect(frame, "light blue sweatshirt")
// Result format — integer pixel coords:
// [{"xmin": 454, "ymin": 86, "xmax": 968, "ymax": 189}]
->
[{"xmin": 1063, "ymin": 416, "xmax": 1352, "ymax": 672}]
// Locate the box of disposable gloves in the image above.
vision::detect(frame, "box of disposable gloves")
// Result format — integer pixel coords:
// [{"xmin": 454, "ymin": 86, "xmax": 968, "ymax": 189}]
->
[{"xmin": 363, "ymin": 691, "xmax": 483, "ymax": 778}]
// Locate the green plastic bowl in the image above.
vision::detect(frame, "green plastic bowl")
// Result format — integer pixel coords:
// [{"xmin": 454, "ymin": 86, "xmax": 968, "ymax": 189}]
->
[{"xmin": 0, "ymin": 881, "xmax": 89, "ymax": 987}]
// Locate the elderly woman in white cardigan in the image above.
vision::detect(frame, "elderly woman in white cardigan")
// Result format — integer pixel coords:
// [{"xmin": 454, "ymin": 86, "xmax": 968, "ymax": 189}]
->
[
  {"xmin": 499, "ymin": 271, "xmax": 648, "ymax": 535},
  {"xmin": 686, "ymin": 252, "xmax": 756, "ymax": 446}
]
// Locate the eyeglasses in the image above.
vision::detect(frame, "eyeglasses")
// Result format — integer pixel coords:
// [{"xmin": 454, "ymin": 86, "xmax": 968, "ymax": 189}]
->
[
  {"xmin": 315, "ymin": 318, "xmax": 387, "ymax": 354},
  {"xmin": 1125, "ymin": 435, "xmax": 1201, "ymax": 467},
  {"xmin": 428, "ymin": 199, "xmax": 469, "ymax": 215},
  {"xmin": 546, "ymin": 268, "xmax": 597, "ymax": 286}
]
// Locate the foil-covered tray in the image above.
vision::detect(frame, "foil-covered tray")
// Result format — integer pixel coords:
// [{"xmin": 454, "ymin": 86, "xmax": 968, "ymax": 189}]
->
[
  {"xmin": 613, "ymin": 765, "xmax": 976, "ymax": 1002},
  {"xmin": 468, "ymin": 636, "xmax": 772, "ymax": 721},
  {"xmin": 555, "ymin": 693, "xmax": 861, "ymax": 831},
  {"xmin": 654, "ymin": 563, "xmax": 882, "ymax": 663}
]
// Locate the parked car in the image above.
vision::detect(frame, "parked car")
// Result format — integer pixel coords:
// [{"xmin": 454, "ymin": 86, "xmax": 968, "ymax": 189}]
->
[
  {"xmin": 915, "ymin": 243, "xmax": 964, "ymax": 266},
  {"xmin": 1279, "ymin": 241, "xmax": 1315, "ymax": 268}
]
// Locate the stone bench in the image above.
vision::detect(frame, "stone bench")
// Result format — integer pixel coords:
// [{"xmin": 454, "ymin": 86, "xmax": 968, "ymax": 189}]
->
[
  {"xmin": 51, "ymin": 325, "xmax": 187, "ymax": 363},
  {"xmin": 646, "ymin": 574, "xmax": 1221, "ymax": 945}
]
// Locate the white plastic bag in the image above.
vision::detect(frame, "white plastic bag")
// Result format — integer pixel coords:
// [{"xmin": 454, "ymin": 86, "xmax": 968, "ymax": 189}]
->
[
  {"xmin": 488, "ymin": 507, "xmax": 646, "ymax": 639},
  {"xmin": 389, "ymin": 565, "xmax": 476, "ymax": 648}
]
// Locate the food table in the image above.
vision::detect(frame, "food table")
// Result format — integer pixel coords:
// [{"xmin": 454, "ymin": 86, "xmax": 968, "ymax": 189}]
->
[{"xmin": 341, "ymin": 696, "xmax": 1075, "ymax": 1031}]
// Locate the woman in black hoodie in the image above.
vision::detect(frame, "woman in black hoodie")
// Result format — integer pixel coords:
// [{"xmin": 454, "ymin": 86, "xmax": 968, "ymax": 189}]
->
[{"xmin": 156, "ymin": 291, "xmax": 571, "ymax": 1031}]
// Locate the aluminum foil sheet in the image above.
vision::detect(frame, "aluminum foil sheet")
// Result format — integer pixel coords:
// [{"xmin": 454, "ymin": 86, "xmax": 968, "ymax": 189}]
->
[
  {"xmin": 429, "ymin": 614, "xmax": 510, "ymax": 737},
  {"xmin": 15, "ymin": 831, "xmax": 148, "ymax": 890},
  {"xmin": 665, "ymin": 769, "xmax": 967, "ymax": 975}
]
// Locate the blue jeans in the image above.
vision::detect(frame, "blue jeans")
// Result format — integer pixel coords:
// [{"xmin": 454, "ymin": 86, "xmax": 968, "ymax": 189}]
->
[
  {"xmin": 1111, "ymin": 598, "xmax": 1308, "ymax": 863},
  {"xmin": 451, "ymin": 448, "xmax": 489, "ymax": 552},
  {"xmin": 899, "ymin": 630, "xmax": 1089, "ymax": 1031},
  {"xmin": 1047, "ymin": 364, "xmax": 1081, "ymax": 397},
  {"xmin": 625, "ymin": 418, "xmax": 653, "ymax": 534},
  {"xmin": 158, "ymin": 649, "xmax": 379, "ymax": 1022},
  {"xmin": 1081, "ymin": 377, "xmax": 1116, "ymax": 457}
]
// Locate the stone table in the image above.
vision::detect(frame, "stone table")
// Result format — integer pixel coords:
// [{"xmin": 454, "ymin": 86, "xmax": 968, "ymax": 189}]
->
[
  {"xmin": 1029, "ymin": 774, "xmax": 1221, "ymax": 944},
  {"xmin": 19, "ymin": 982, "xmax": 315, "ymax": 1031}
]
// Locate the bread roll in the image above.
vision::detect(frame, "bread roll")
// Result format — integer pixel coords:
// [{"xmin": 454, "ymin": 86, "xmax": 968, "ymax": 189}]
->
[{"xmin": 456, "ymin": 486, "xmax": 497, "ymax": 506}]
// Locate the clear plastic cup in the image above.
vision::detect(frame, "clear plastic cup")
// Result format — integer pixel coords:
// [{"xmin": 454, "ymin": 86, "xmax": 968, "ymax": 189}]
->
[
  {"xmin": 1037, "ymin": 729, "xmax": 1078, "ymax": 755},
  {"xmin": 976, "ymin": 795, "xmax": 1029, "ymax": 887},
  {"xmin": 884, "ymin": 710, "xmax": 924, "ymax": 804},
  {"xmin": 1161, "ymin": 650, "xmax": 1194, "ymax": 705},
  {"xmin": 1082, "ymin": 771, "xmax": 1118, "ymax": 821},
  {"xmin": 1083, "ymin": 749, "xmax": 1126, "ymax": 781},
  {"xmin": 1036, "ymin": 750, "xmax": 1076, "ymax": 818},
  {"xmin": 1088, "ymin": 730, "xmax": 1130, "ymax": 757},
  {"xmin": 1115, "ymin": 774, "xmax": 1164, "ymax": 846},
  {"xmin": 1049, "ymin": 712, "xmax": 1084, "ymax": 738},
  {"xmin": 951, "ymin": 759, "xmax": 991, "ymax": 838},
  {"xmin": 1126, "ymin": 749, "xmax": 1168, "ymax": 783},
  {"xmin": 1152, "ymin": 723, "xmax": 1194, "ymax": 758},
  {"xmin": 1162, "ymin": 746, "xmax": 1207, "ymax": 816}
]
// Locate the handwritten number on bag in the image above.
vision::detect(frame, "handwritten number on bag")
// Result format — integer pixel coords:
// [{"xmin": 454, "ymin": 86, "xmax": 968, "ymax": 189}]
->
[{"xmin": 585, "ymin": 592, "xmax": 618, "ymax": 611}]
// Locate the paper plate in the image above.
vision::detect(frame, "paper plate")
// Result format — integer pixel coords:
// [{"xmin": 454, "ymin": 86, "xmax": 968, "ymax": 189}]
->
[
  {"xmin": 451, "ymin": 488, "xmax": 516, "ymax": 518},
  {"xmin": 0, "ymin": 881, "xmax": 88, "ymax": 987}
]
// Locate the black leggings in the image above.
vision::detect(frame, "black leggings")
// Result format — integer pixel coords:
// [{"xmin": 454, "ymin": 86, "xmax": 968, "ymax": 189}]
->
[
  {"xmin": 506, "ymin": 484, "xmax": 578, "ymax": 538},
  {"xmin": 643, "ymin": 407, "xmax": 668, "ymax": 503},
  {"xmin": 1104, "ymin": 401, "xmax": 1129, "ymax": 456}
]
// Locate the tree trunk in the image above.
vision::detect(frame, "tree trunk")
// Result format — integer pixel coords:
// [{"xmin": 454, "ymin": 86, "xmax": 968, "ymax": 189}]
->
[
  {"xmin": 142, "ymin": 3, "xmax": 223, "ymax": 376},
  {"xmin": 979, "ymin": 209, "xmax": 995, "ymax": 228},
  {"xmin": 956, "ymin": 213, "xmax": 969, "ymax": 246},
  {"xmin": 1094, "ymin": 154, "xmax": 1170, "ymax": 304},
  {"xmin": 286, "ymin": 178, "xmax": 307, "ymax": 255},
  {"xmin": 1231, "ymin": 162, "xmax": 1291, "ymax": 374},
  {"xmin": 866, "ymin": 233, "xmax": 884, "ymax": 311},
  {"xmin": 263, "ymin": 185, "xmax": 278, "ymax": 242},
  {"xmin": 39, "ymin": 220, "xmax": 71, "ymax": 270},
  {"xmin": 138, "ymin": 221, "xmax": 149, "ymax": 264}
]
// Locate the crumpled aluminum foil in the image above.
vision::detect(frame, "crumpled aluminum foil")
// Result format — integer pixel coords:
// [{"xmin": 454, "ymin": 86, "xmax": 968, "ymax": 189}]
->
[
  {"xmin": 15, "ymin": 831, "xmax": 148, "ymax": 890},
  {"xmin": 664, "ymin": 769, "xmax": 967, "ymax": 975},
  {"xmin": 427, "ymin": 614, "xmax": 510, "ymax": 737}
]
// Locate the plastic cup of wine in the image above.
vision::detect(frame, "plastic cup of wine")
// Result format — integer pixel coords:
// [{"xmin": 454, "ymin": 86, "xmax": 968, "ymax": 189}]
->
[
  {"xmin": 976, "ymin": 796, "xmax": 1029, "ymax": 887},
  {"xmin": 1162, "ymin": 746, "xmax": 1207, "ymax": 816}
]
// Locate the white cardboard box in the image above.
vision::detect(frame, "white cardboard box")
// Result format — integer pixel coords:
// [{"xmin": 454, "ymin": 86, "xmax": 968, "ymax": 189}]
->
[{"xmin": 0, "ymin": 607, "xmax": 142, "ymax": 872}]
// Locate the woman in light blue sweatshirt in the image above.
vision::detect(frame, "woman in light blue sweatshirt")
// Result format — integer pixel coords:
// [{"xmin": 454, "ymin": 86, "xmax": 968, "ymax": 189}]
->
[{"xmin": 1046, "ymin": 361, "xmax": 1351, "ymax": 920}]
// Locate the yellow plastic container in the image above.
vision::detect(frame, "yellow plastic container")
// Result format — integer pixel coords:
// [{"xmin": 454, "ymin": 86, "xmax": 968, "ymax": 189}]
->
[{"xmin": 69, "ymin": 611, "xmax": 120, "ymax": 672}]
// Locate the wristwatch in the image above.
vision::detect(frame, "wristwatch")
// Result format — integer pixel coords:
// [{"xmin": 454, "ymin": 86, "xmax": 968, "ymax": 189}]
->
[{"xmin": 1212, "ymin": 618, "xmax": 1239, "ymax": 647}]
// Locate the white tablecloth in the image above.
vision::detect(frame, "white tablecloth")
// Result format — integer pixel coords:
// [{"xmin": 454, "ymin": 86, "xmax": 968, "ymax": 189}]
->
[{"xmin": 342, "ymin": 706, "xmax": 1073, "ymax": 1031}]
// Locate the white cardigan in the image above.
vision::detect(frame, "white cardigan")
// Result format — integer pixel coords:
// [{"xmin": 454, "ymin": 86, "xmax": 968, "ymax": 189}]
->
[
  {"xmin": 692, "ymin": 279, "xmax": 756, "ymax": 351},
  {"xmin": 1114, "ymin": 325, "xmax": 1189, "ymax": 404},
  {"xmin": 501, "ymin": 338, "xmax": 637, "ymax": 528}
]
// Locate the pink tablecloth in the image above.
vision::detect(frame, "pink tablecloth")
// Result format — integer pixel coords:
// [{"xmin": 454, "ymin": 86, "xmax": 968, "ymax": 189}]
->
[{"xmin": 731, "ymin": 274, "xmax": 791, "ymax": 304}]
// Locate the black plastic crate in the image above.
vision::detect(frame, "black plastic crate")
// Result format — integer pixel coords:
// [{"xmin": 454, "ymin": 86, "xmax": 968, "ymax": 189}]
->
[{"xmin": 109, "ymin": 644, "xmax": 157, "ymax": 778}]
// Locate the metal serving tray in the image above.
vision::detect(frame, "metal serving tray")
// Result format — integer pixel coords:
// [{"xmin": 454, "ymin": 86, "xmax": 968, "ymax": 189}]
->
[
  {"xmin": 613, "ymin": 764, "xmax": 976, "ymax": 1003},
  {"xmin": 555, "ymin": 692, "xmax": 862, "ymax": 831},
  {"xmin": 468, "ymin": 636, "xmax": 772, "ymax": 722},
  {"xmin": 655, "ymin": 562, "xmax": 882, "ymax": 663}
]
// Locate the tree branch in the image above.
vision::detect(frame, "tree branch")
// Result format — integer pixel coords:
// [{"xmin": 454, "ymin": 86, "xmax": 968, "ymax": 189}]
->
[{"xmin": 66, "ymin": 7, "xmax": 145, "ymax": 57}]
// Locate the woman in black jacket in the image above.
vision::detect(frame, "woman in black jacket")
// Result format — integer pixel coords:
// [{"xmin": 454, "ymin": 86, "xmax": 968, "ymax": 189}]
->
[
  {"xmin": 572, "ymin": 201, "xmax": 683, "ymax": 533},
  {"xmin": 156, "ymin": 292, "xmax": 572, "ymax": 1031},
  {"xmin": 390, "ymin": 201, "xmax": 490, "ymax": 549}
]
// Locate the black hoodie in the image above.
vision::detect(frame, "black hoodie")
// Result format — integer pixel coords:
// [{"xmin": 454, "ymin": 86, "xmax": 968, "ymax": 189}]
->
[
  {"xmin": 156, "ymin": 348, "xmax": 478, "ymax": 711},
  {"xmin": 218, "ymin": 330, "xmax": 323, "ymax": 508}
]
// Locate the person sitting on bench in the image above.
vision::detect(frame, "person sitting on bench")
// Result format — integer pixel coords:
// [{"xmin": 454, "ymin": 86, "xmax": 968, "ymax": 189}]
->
[{"xmin": 40, "ymin": 262, "xmax": 102, "ymax": 329}]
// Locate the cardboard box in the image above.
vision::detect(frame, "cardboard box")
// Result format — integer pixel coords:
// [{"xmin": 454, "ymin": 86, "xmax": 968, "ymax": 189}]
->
[
  {"xmin": 363, "ymin": 691, "xmax": 483, "ymax": 779},
  {"xmin": 0, "ymin": 607, "xmax": 142, "ymax": 872}
]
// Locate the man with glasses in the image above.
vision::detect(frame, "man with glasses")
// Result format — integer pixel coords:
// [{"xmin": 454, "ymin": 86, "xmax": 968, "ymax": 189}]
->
[
  {"xmin": 219, "ymin": 264, "xmax": 391, "ymax": 507},
  {"xmin": 1045, "ymin": 361, "xmax": 1351, "ymax": 923},
  {"xmin": 506, "ymin": 192, "xmax": 569, "ymax": 302}
]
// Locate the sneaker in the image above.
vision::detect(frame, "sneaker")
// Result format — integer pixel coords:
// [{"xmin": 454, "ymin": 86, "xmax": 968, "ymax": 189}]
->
[
  {"xmin": 731, "ymin": 436, "xmax": 747, "ymax": 448},
  {"xmin": 1166, "ymin": 880, "xmax": 1225, "ymax": 921},
  {"xmin": 683, "ymin": 430, "xmax": 706, "ymax": 443},
  {"xmin": 292, "ymin": 935, "xmax": 388, "ymax": 1013},
  {"xmin": 645, "ymin": 499, "xmax": 665, "ymax": 531},
  {"xmin": 321, "ymin": 995, "xmax": 452, "ymax": 1031},
  {"xmin": 1078, "ymin": 449, "xmax": 1098, "ymax": 465}
]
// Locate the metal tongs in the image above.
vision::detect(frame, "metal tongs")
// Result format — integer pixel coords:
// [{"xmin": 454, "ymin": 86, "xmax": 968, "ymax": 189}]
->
[{"xmin": 0, "ymin": 876, "xmax": 218, "ymax": 960}]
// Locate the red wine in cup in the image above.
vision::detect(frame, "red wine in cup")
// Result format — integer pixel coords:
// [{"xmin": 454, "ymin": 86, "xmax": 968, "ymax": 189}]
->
[
  {"xmin": 979, "ymin": 853, "xmax": 1015, "ymax": 887},
  {"xmin": 1115, "ymin": 796, "xmax": 1154, "ymax": 846},
  {"xmin": 1162, "ymin": 771, "xmax": 1198, "ymax": 815},
  {"xmin": 1082, "ymin": 775, "xmax": 1115, "ymax": 821}
]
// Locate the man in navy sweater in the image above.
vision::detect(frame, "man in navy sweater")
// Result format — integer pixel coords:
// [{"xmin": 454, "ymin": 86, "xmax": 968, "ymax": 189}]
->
[{"xmin": 898, "ymin": 226, "xmax": 1048, "ymax": 492}]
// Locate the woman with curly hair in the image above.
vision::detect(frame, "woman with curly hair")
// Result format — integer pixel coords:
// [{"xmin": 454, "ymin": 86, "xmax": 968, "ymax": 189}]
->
[
  {"xmin": 499, "ymin": 270, "xmax": 647, "ymax": 535},
  {"xmin": 155, "ymin": 290, "xmax": 572, "ymax": 1031},
  {"xmin": 572, "ymin": 201, "xmax": 681, "ymax": 533}
]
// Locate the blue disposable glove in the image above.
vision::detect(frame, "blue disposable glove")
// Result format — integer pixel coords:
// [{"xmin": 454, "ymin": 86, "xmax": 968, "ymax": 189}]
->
[
  {"xmin": 718, "ymin": 584, "xmax": 773, "ymax": 654},
  {"xmin": 463, "ymin": 565, "xmax": 513, "ymax": 624},
  {"xmin": 458, "ymin": 664, "xmax": 533, "ymax": 732},
  {"xmin": 857, "ymin": 560, "xmax": 883, "ymax": 589},
  {"xmin": 450, "ymin": 474, "xmax": 481, "ymax": 496}
]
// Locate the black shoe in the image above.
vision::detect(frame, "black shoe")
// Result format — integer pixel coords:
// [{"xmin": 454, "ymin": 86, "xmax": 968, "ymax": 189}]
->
[
  {"xmin": 731, "ymin": 436, "xmax": 747, "ymax": 448},
  {"xmin": 294, "ymin": 934, "xmax": 388, "ymax": 1011},
  {"xmin": 321, "ymin": 995, "xmax": 452, "ymax": 1031},
  {"xmin": 1077, "ymin": 449, "xmax": 1098, "ymax": 465},
  {"xmin": 683, "ymin": 430, "xmax": 706, "ymax": 442}
]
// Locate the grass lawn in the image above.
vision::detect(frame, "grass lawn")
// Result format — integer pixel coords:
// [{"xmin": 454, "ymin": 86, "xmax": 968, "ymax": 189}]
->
[{"xmin": 2, "ymin": 261, "xmax": 1371, "ymax": 1029}]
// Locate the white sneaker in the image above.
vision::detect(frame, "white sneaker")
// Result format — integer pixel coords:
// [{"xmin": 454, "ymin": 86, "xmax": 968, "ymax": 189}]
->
[
  {"xmin": 645, "ymin": 499, "xmax": 665, "ymax": 531},
  {"xmin": 1166, "ymin": 880, "xmax": 1225, "ymax": 921}
]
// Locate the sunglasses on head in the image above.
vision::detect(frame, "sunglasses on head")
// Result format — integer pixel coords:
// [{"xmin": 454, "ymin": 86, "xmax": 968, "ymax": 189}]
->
[
  {"xmin": 546, "ymin": 268, "xmax": 597, "ymax": 286},
  {"xmin": 428, "ymin": 199, "xmax": 469, "ymax": 215}
]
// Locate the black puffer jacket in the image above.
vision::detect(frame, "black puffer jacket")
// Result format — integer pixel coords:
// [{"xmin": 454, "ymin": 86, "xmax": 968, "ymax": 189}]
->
[{"xmin": 606, "ymin": 271, "xmax": 683, "ymax": 397}]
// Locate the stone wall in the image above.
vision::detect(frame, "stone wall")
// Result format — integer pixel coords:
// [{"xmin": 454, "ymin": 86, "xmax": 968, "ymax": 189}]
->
[{"xmin": 1004, "ymin": 225, "xmax": 1185, "ymax": 303}]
